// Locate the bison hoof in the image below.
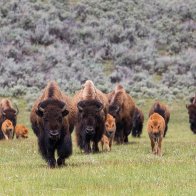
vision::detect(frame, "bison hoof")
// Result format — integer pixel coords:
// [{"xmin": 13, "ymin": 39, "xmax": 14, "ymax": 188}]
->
[
  {"xmin": 57, "ymin": 158, "xmax": 65, "ymax": 167},
  {"xmin": 48, "ymin": 159, "xmax": 56, "ymax": 168}
]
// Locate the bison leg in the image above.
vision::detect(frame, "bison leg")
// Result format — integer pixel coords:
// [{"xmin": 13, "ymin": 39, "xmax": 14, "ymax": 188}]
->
[
  {"xmin": 150, "ymin": 138, "xmax": 155, "ymax": 153},
  {"xmin": 123, "ymin": 121, "xmax": 132, "ymax": 143},
  {"xmin": 84, "ymin": 142, "xmax": 91, "ymax": 154},
  {"xmin": 92, "ymin": 141, "xmax": 99, "ymax": 153},
  {"xmin": 157, "ymin": 138, "xmax": 162, "ymax": 156},
  {"xmin": 57, "ymin": 134, "xmax": 72, "ymax": 167},
  {"xmin": 163, "ymin": 124, "xmax": 168, "ymax": 137}
]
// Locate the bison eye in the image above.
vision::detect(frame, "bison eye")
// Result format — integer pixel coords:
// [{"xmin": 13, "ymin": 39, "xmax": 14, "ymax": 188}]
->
[
  {"xmin": 151, "ymin": 125, "xmax": 153, "ymax": 129},
  {"xmin": 158, "ymin": 126, "xmax": 160, "ymax": 129}
]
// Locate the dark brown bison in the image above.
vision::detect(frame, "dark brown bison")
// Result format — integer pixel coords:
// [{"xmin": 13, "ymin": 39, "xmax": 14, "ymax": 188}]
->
[
  {"xmin": 108, "ymin": 84, "xmax": 135, "ymax": 144},
  {"xmin": 0, "ymin": 99, "xmax": 19, "ymax": 140},
  {"xmin": 132, "ymin": 106, "xmax": 144, "ymax": 138},
  {"xmin": 186, "ymin": 94, "xmax": 196, "ymax": 134},
  {"xmin": 149, "ymin": 101, "xmax": 170, "ymax": 137},
  {"xmin": 73, "ymin": 80, "xmax": 108, "ymax": 153},
  {"xmin": 30, "ymin": 81, "xmax": 76, "ymax": 168}
]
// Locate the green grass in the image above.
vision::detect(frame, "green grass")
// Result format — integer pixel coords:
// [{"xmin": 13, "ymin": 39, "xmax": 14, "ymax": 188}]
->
[{"xmin": 0, "ymin": 98, "xmax": 195, "ymax": 195}]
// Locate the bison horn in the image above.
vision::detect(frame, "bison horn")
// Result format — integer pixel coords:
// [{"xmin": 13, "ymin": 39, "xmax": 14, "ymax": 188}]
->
[
  {"xmin": 14, "ymin": 103, "xmax": 19, "ymax": 115},
  {"xmin": 193, "ymin": 93, "xmax": 196, "ymax": 104},
  {"xmin": 2, "ymin": 110, "xmax": 6, "ymax": 116},
  {"xmin": 38, "ymin": 106, "xmax": 45, "ymax": 112},
  {"xmin": 61, "ymin": 104, "xmax": 67, "ymax": 112}
]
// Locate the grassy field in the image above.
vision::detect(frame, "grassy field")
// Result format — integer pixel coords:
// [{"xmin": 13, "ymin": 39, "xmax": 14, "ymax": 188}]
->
[{"xmin": 0, "ymin": 98, "xmax": 195, "ymax": 196}]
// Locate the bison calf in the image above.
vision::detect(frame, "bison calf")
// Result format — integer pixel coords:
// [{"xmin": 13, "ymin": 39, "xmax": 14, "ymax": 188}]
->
[
  {"xmin": 1, "ymin": 120, "xmax": 14, "ymax": 140},
  {"xmin": 15, "ymin": 124, "xmax": 28, "ymax": 139},
  {"xmin": 101, "ymin": 114, "xmax": 116, "ymax": 151},
  {"xmin": 147, "ymin": 113, "xmax": 165, "ymax": 156},
  {"xmin": 149, "ymin": 101, "xmax": 170, "ymax": 137}
]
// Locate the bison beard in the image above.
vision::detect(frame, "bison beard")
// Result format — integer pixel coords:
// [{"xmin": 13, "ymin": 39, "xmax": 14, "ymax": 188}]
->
[
  {"xmin": 32, "ymin": 99, "xmax": 72, "ymax": 168},
  {"xmin": 76, "ymin": 100, "xmax": 105, "ymax": 153}
]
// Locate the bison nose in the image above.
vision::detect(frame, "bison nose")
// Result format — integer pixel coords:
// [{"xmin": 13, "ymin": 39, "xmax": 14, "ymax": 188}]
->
[
  {"xmin": 86, "ymin": 127, "xmax": 94, "ymax": 134},
  {"xmin": 49, "ymin": 130, "xmax": 60, "ymax": 137}
]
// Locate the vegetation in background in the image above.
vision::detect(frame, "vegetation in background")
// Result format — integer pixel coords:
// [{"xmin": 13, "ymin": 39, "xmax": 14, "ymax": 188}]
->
[{"xmin": 0, "ymin": 0, "xmax": 195, "ymax": 104}]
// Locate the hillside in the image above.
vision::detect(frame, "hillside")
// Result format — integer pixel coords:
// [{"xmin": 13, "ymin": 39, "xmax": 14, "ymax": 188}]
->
[{"xmin": 0, "ymin": 0, "xmax": 195, "ymax": 101}]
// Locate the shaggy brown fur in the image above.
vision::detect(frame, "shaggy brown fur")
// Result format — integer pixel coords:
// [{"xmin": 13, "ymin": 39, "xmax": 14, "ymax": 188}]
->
[
  {"xmin": 73, "ymin": 80, "xmax": 108, "ymax": 115},
  {"xmin": 0, "ymin": 99, "xmax": 18, "ymax": 140},
  {"xmin": 30, "ymin": 81, "xmax": 75, "ymax": 168},
  {"xmin": 73, "ymin": 80, "xmax": 108, "ymax": 153},
  {"xmin": 149, "ymin": 101, "xmax": 170, "ymax": 137},
  {"xmin": 15, "ymin": 124, "xmax": 28, "ymax": 139},
  {"xmin": 108, "ymin": 84, "xmax": 135, "ymax": 144},
  {"xmin": 101, "ymin": 114, "xmax": 116, "ymax": 151},
  {"xmin": 147, "ymin": 113, "xmax": 165, "ymax": 156},
  {"xmin": 1, "ymin": 120, "xmax": 14, "ymax": 140},
  {"xmin": 186, "ymin": 102, "xmax": 196, "ymax": 134}
]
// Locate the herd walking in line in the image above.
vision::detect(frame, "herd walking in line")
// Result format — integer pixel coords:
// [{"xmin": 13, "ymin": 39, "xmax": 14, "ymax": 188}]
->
[{"xmin": 0, "ymin": 80, "xmax": 195, "ymax": 168}]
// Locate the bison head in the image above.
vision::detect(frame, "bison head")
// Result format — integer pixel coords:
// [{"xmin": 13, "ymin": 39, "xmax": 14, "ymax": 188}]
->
[
  {"xmin": 108, "ymin": 91, "xmax": 124, "ymax": 121},
  {"xmin": 186, "ymin": 104, "xmax": 196, "ymax": 134},
  {"xmin": 36, "ymin": 99, "xmax": 69, "ymax": 139},
  {"xmin": 105, "ymin": 114, "xmax": 116, "ymax": 138},
  {"xmin": 77, "ymin": 100, "xmax": 103, "ymax": 136},
  {"xmin": 1, "ymin": 105, "xmax": 18, "ymax": 127}
]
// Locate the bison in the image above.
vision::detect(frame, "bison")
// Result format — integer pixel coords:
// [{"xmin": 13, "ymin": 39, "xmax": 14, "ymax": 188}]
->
[
  {"xmin": 73, "ymin": 80, "xmax": 108, "ymax": 153},
  {"xmin": 0, "ymin": 99, "xmax": 19, "ymax": 140},
  {"xmin": 186, "ymin": 94, "xmax": 196, "ymax": 134},
  {"xmin": 147, "ymin": 113, "xmax": 165, "ymax": 156},
  {"xmin": 15, "ymin": 124, "xmax": 29, "ymax": 139},
  {"xmin": 30, "ymin": 81, "xmax": 76, "ymax": 168},
  {"xmin": 1, "ymin": 120, "xmax": 14, "ymax": 140},
  {"xmin": 101, "ymin": 114, "xmax": 116, "ymax": 151},
  {"xmin": 149, "ymin": 101, "xmax": 170, "ymax": 137},
  {"xmin": 132, "ymin": 106, "xmax": 144, "ymax": 138},
  {"xmin": 108, "ymin": 84, "xmax": 135, "ymax": 144}
]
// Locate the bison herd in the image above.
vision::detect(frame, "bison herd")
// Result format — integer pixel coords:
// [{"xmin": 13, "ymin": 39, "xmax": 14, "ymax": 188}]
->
[{"xmin": 0, "ymin": 81, "xmax": 195, "ymax": 168}]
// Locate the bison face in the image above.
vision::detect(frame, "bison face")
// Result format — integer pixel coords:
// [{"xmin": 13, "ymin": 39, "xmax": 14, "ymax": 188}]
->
[
  {"xmin": 105, "ymin": 114, "xmax": 116, "ymax": 138},
  {"xmin": 36, "ymin": 99, "xmax": 69, "ymax": 139},
  {"xmin": 186, "ymin": 104, "xmax": 196, "ymax": 134},
  {"xmin": 1, "ymin": 109, "xmax": 17, "ymax": 127},
  {"xmin": 77, "ymin": 100, "xmax": 103, "ymax": 136}
]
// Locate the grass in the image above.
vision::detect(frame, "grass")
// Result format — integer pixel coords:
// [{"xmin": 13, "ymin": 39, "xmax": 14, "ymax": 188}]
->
[{"xmin": 0, "ymin": 98, "xmax": 195, "ymax": 195}]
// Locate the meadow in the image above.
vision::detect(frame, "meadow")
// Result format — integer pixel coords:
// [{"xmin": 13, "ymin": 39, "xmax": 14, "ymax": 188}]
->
[{"xmin": 0, "ymin": 98, "xmax": 195, "ymax": 195}]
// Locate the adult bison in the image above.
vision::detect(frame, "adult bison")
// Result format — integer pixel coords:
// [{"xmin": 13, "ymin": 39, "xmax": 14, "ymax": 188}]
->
[
  {"xmin": 30, "ymin": 81, "xmax": 75, "ymax": 168},
  {"xmin": 149, "ymin": 101, "xmax": 170, "ymax": 137},
  {"xmin": 186, "ymin": 94, "xmax": 196, "ymax": 134},
  {"xmin": 0, "ymin": 99, "xmax": 19, "ymax": 140},
  {"xmin": 73, "ymin": 80, "xmax": 108, "ymax": 153},
  {"xmin": 132, "ymin": 106, "xmax": 144, "ymax": 138},
  {"xmin": 108, "ymin": 84, "xmax": 135, "ymax": 144}
]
